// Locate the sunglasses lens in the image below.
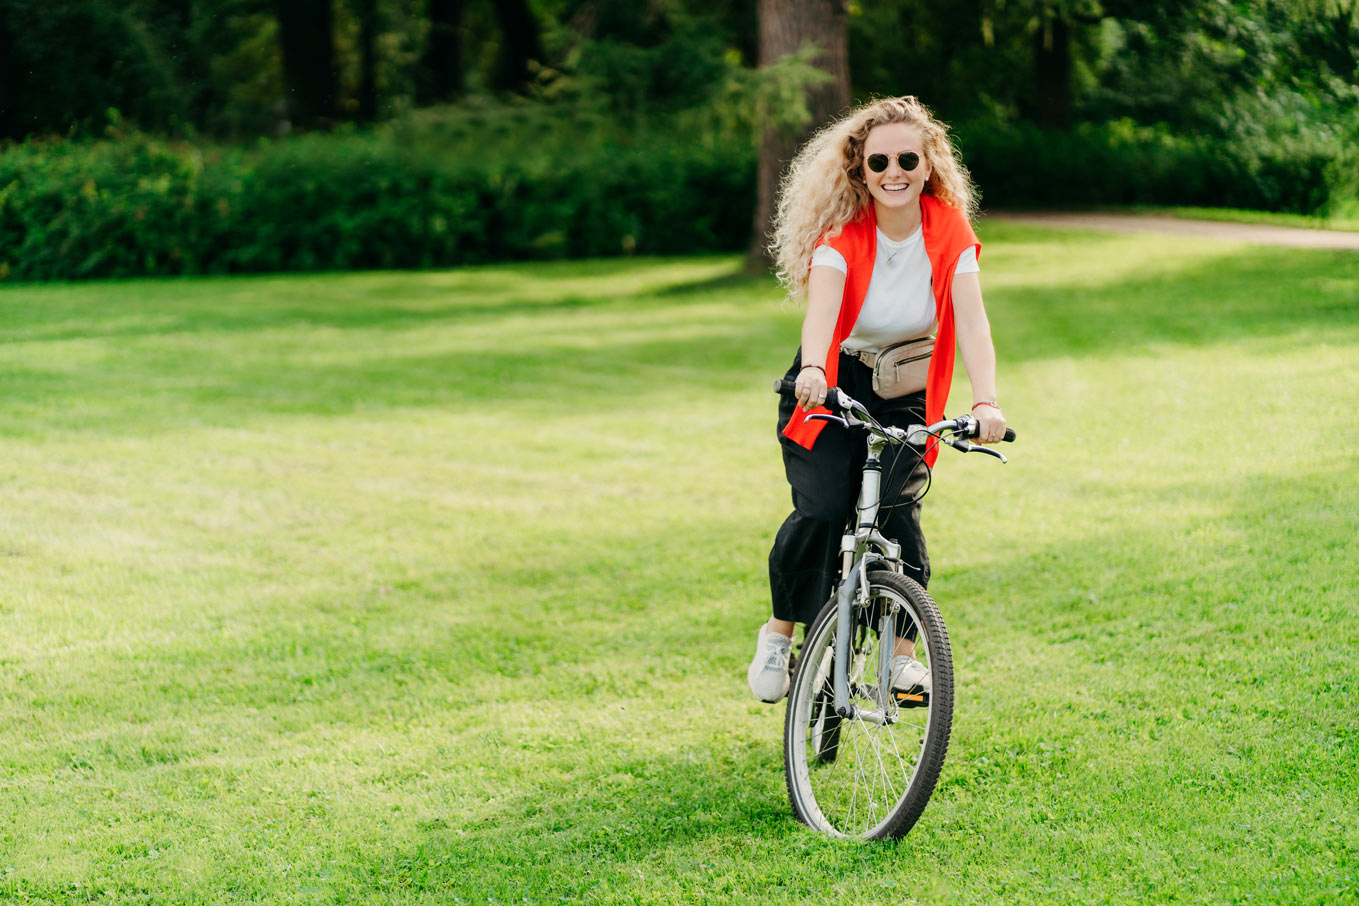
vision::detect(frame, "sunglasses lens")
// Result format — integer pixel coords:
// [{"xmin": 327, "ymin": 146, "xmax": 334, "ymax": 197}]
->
[
  {"xmin": 899, "ymin": 152, "xmax": 920, "ymax": 171},
  {"xmin": 866, "ymin": 153, "xmax": 889, "ymax": 173}
]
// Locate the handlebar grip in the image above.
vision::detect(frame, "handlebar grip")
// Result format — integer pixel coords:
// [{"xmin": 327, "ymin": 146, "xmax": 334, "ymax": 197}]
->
[
  {"xmin": 963, "ymin": 418, "xmax": 1017, "ymax": 442},
  {"xmin": 773, "ymin": 379, "xmax": 842, "ymax": 410}
]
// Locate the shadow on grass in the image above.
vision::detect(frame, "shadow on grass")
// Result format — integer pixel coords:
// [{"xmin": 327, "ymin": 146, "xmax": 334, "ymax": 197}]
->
[
  {"xmin": 367, "ymin": 752, "xmax": 796, "ymax": 899},
  {"xmin": 37, "ymin": 442, "xmax": 1350, "ymax": 747},
  {"xmin": 652, "ymin": 269, "xmax": 772, "ymax": 297},
  {"xmin": 988, "ymin": 246, "xmax": 1357, "ymax": 359},
  {"xmin": 0, "ymin": 259, "xmax": 755, "ymax": 343},
  {"xmin": 0, "ymin": 315, "xmax": 795, "ymax": 437},
  {"xmin": 1, "ymin": 239, "xmax": 1355, "ymax": 444},
  {"xmin": 1, "ymin": 291, "xmax": 676, "ymax": 345},
  {"xmin": 350, "ymin": 746, "xmax": 941, "ymax": 903},
  {"xmin": 2, "ymin": 239, "xmax": 1352, "ymax": 349}
]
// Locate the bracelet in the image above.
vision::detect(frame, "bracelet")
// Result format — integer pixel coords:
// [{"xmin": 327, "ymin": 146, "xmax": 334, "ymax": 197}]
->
[
  {"xmin": 800, "ymin": 364, "xmax": 826, "ymax": 376},
  {"xmin": 972, "ymin": 400, "xmax": 1001, "ymax": 412}
]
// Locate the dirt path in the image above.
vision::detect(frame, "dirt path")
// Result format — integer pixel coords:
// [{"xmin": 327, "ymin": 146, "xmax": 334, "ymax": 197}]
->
[{"xmin": 986, "ymin": 211, "xmax": 1359, "ymax": 250}]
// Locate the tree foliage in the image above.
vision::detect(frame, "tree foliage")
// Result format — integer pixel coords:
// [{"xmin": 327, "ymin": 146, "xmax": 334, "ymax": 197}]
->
[
  {"xmin": 1, "ymin": 0, "xmax": 1357, "ymax": 238},
  {"xmin": 0, "ymin": 0, "xmax": 1353, "ymax": 144}
]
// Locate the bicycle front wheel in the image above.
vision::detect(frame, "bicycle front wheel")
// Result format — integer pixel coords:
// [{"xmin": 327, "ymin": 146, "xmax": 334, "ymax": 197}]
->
[{"xmin": 783, "ymin": 570, "xmax": 954, "ymax": 839}]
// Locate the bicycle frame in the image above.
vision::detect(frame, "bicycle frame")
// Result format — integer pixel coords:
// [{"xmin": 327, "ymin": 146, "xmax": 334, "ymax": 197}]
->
[
  {"xmin": 778, "ymin": 377, "xmax": 1013, "ymax": 837},
  {"xmin": 785, "ymin": 379, "xmax": 1010, "ymax": 727},
  {"xmin": 829, "ymin": 428, "xmax": 907, "ymax": 726}
]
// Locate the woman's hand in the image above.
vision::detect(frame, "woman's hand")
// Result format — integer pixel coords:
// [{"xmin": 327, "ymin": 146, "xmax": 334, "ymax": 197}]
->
[
  {"xmin": 795, "ymin": 365, "xmax": 829, "ymax": 411},
  {"xmin": 972, "ymin": 402, "xmax": 1006, "ymax": 444}
]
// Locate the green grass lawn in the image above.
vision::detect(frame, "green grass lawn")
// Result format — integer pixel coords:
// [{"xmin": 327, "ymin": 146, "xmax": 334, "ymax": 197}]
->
[{"xmin": 2, "ymin": 225, "xmax": 1356, "ymax": 905}]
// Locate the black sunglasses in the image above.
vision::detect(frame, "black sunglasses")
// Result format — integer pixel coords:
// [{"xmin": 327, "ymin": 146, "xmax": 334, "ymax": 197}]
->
[{"xmin": 866, "ymin": 151, "xmax": 920, "ymax": 173}]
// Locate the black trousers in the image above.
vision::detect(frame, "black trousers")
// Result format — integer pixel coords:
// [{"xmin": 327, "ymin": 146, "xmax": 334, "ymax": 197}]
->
[{"xmin": 768, "ymin": 350, "xmax": 931, "ymax": 628}]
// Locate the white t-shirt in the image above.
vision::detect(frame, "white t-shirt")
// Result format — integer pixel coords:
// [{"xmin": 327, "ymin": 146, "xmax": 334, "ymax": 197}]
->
[{"xmin": 811, "ymin": 225, "xmax": 978, "ymax": 354}]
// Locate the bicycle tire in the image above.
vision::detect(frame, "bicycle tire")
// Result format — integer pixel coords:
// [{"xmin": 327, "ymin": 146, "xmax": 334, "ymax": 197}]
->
[{"xmin": 783, "ymin": 570, "xmax": 954, "ymax": 839}]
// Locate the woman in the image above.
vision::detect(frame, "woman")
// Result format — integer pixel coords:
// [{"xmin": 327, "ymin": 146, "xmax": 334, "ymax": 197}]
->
[{"xmin": 749, "ymin": 96, "xmax": 1007, "ymax": 702}]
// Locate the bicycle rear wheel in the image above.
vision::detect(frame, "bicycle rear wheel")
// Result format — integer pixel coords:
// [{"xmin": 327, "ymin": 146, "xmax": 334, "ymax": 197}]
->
[{"xmin": 783, "ymin": 570, "xmax": 954, "ymax": 839}]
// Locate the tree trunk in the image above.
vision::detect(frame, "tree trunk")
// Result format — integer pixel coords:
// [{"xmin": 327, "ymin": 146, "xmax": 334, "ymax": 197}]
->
[
  {"xmin": 746, "ymin": 0, "xmax": 851, "ymax": 273},
  {"xmin": 419, "ymin": 0, "xmax": 463, "ymax": 103},
  {"xmin": 275, "ymin": 0, "xmax": 337, "ymax": 130},
  {"xmin": 492, "ymin": 0, "xmax": 543, "ymax": 92},
  {"xmin": 1032, "ymin": 13, "xmax": 1071, "ymax": 129},
  {"xmin": 357, "ymin": 0, "xmax": 379, "ymax": 121}
]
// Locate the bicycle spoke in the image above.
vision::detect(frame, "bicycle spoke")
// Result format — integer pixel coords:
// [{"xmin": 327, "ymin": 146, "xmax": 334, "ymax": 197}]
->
[
  {"xmin": 857, "ymin": 683, "xmax": 904, "ymax": 821},
  {"xmin": 861, "ymin": 725, "xmax": 888, "ymax": 823},
  {"xmin": 867, "ymin": 730, "xmax": 894, "ymax": 827},
  {"xmin": 873, "ymin": 726, "xmax": 902, "ymax": 807},
  {"xmin": 881, "ymin": 717, "xmax": 917, "ymax": 796},
  {"xmin": 848, "ymin": 732, "xmax": 864, "ymax": 830}
]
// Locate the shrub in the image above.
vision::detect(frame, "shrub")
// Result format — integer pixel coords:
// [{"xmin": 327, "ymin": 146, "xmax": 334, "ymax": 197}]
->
[
  {"xmin": 0, "ymin": 126, "xmax": 755, "ymax": 281},
  {"xmin": 955, "ymin": 120, "xmax": 1337, "ymax": 215},
  {"xmin": 0, "ymin": 111, "xmax": 1351, "ymax": 283}
]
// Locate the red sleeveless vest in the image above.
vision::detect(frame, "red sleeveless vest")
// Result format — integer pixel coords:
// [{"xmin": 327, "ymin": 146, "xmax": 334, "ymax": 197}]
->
[{"xmin": 781, "ymin": 194, "xmax": 980, "ymax": 468}]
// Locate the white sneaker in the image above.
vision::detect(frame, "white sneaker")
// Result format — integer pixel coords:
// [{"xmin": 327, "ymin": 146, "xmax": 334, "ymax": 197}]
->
[
  {"xmin": 891, "ymin": 654, "xmax": 931, "ymax": 694},
  {"xmin": 747, "ymin": 622, "xmax": 793, "ymax": 703}
]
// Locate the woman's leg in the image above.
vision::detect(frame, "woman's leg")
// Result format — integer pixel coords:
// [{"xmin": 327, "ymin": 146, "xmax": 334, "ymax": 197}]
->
[
  {"xmin": 767, "ymin": 437, "xmax": 859, "ymax": 632},
  {"xmin": 768, "ymin": 355, "xmax": 862, "ymax": 633},
  {"xmin": 755, "ymin": 429, "xmax": 856, "ymax": 700}
]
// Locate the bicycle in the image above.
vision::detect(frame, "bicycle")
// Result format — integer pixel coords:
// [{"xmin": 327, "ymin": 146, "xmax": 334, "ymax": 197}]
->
[{"xmin": 772, "ymin": 379, "xmax": 1015, "ymax": 839}]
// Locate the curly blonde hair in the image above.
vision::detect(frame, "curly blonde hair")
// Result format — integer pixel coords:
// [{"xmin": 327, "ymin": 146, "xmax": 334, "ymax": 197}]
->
[{"xmin": 769, "ymin": 96, "xmax": 977, "ymax": 299}]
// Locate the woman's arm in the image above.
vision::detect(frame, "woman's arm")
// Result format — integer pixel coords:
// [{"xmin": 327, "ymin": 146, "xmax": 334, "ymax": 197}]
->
[
  {"xmin": 952, "ymin": 271, "xmax": 1007, "ymax": 443},
  {"xmin": 794, "ymin": 266, "xmax": 846, "ymax": 411}
]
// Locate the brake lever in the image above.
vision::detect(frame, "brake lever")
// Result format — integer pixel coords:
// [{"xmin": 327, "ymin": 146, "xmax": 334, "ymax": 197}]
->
[
  {"xmin": 949, "ymin": 437, "xmax": 1007, "ymax": 463},
  {"xmin": 806, "ymin": 413, "xmax": 849, "ymax": 427}
]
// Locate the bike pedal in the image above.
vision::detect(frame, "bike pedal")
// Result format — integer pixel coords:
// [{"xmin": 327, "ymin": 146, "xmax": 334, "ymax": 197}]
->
[{"xmin": 894, "ymin": 690, "xmax": 929, "ymax": 708}]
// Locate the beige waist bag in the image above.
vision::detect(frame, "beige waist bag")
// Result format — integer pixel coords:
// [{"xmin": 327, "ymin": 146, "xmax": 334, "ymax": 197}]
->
[{"xmin": 849, "ymin": 335, "xmax": 934, "ymax": 399}]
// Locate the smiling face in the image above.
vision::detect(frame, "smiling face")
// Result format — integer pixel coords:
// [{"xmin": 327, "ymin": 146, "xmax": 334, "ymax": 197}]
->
[{"xmin": 861, "ymin": 122, "xmax": 931, "ymax": 211}]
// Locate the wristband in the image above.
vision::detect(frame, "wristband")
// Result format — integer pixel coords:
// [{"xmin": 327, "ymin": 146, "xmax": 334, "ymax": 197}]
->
[
  {"xmin": 800, "ymin": 364, "xmax": 826, "ymax": 377},
  {"xmin": 972, "ymin": 400, "xmax": 1000, "ymax": 412}
]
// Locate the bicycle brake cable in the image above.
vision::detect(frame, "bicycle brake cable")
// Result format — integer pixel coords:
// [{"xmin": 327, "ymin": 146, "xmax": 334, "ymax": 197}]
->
[{"xmin": 863, "ymin": 429, "xmax": 938, "ymax": 523}]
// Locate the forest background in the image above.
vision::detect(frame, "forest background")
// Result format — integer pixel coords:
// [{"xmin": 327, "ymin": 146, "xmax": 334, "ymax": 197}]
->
[{"xmin": 2, "ymin": 0, "xmax": 1358, "ymax": 282}]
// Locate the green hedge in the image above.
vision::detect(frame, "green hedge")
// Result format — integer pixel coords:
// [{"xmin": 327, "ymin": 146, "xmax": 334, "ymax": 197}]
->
[
  {"xmin": 0, "ymin": 118, "xmax": 1351, "ymax": 282},
  {"xmin": 956, "ymin": 120, "xmax": 1338, "ymax": 215},
  {"xmin": 0, "ymin": 131, "xmax": 756, "ymax": 281}
]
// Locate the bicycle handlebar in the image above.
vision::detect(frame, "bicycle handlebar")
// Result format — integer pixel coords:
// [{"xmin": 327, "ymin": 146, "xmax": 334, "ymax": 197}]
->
[
  {"xmin": 774, "ymin": 378, "xmax": 826, "ymax": 403},
  {"xmin": 773, "ymin": 379, "xmax": 1016, "ymax": 444}
]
